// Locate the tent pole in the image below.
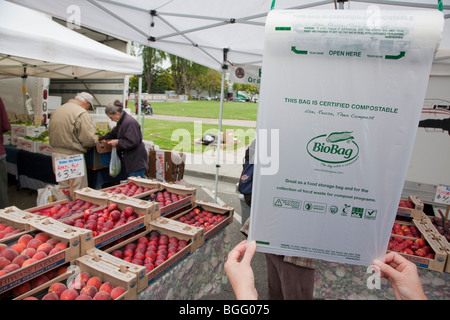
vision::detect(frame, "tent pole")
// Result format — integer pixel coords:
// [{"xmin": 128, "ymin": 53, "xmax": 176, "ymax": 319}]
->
[
  {"xmin": 214, "ymin": 49, "xmax": 228, "ymax": 203},
  {"xmin": 138, "ymin": 75, "xmax": 143, "ymax": 134}
]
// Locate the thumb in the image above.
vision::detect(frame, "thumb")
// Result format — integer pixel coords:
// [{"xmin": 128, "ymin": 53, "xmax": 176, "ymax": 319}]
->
[
  {"xmin": 373, "ymin": 259, "xmax": 399, "ymax": 279},
  {"xmin": 241, "ymin": 240, "xmax": 257, "ymax": 265}
]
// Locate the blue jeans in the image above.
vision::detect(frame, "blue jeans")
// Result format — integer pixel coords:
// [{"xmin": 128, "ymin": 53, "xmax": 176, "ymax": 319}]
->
[{"xmin": 127, "ymin": 168, "xmax": 146, "ymax": 178}]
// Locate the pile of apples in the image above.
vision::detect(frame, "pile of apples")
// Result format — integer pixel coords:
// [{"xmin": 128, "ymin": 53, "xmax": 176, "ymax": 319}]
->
[
  {"xmin": 0, "ymin": 223, "xmax": 22, "ymax": 240},
  {"xmin": 149, "ymin": 190, "xmax": 187, "ymax": 207},
  {"xmin": 30, "ymin": 199, "xmax": 100, "ymax": 220},
  {"xmin": 104, "ymin": 182, "xmax": 152, "ymax": 197},
  {"xmin": 398, "ymin": 199, "xmax": 416, "ymax": 209},
  {"xmin": 63, "ymin": 203, "xmax": 140, "ymax": 237},
  {"xmin": 109, "ymin": 231, "xmax": 189, "ymax": 273},
  {"xmin": 389, "ymin": 222, "xmax": 435, "ymax": 258},
  {"xmin": 176, "ymin": 207, "xmax": 227, "ymax": 231},
  {"xmin": 391, "ymin": 222, "xmax": 421, "ymax": 238},
  {"xmin": 0, "ymin": 232, "xmax": 68, "ymax": 277}
]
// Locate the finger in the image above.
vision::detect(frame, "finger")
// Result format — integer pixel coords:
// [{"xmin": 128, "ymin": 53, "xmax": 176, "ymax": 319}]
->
[
  {"xmin": 227, "ymin": 240, "xmax": 247, "ymax": 262},
  {"xmin": 373, "ymin": 258, "xmax": 400, "ymax": 279},
  {"xmin": 241, "ymin": 240, "xmax": 256, "ymax": 265}
]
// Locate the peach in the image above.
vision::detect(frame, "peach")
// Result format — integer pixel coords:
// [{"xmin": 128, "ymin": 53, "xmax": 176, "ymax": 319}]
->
[
  {"xmin": 23, "ymin": 296, "xmax": 39, "ymax": 300},
  {"xmin": 48, "ymin": 283, "xmax": 68, "ymax": 297},
  {"xmin": 32, "ymin": 251, "xmax": 47, "ymax": 260},
  {"xmin": 31, "ymin": 274, "xmax": 50, "ymax": 289},
  {"xmin": 0, "ymin": 243, "xmax": 7, "ymax": 254},
  {"xmin": 49, "ymin": 247, "xmax": 62, "ymax": 255},
  {"xmin": 27, "ymin": 238, "xmax": 42, "ymax": 250},
  {"xmin": 1, "ymin": 248, "xmax": 19, "ymax": 262},
  {"xmin": 2, "ymin": 263, "xmax": 20, "ymax": 274},
  {"xmin": 99, "ymin": 282, "xmax": 114, "ymax": 294},
  {"xmin": 80, "ymin": 285, "xmax": 98, "ymax": 298},
  {"xmin": 55, "ymin": 266, "xmax": 68, "ymax": 276},
  {"xmin": 46, "ymin": 238, "xmax": 60, "ymax": 247},
  {"xmin": 86, "ymin": 276, "xmax": 102, "ymax": 290},
  {"xmin": 12, "ymin": 254, "xmax": 29, "ymax": 267},
  {"xmin": 110, "ymin": 286, "xmax": 126, "ymax": 300},
  {"xmin": 0, "ymin": 270, "xmax": 6, "ymax": 277},
  {"xmin": 55, "ymin": 242, "xmax": 68, "ymax": 250},
  {"xmin": 11, "ymin": 282, "xmax": 31, "ymax": 297},
  {"xmin": 77, "ymin": 271, "xmax": 91, "ymax": 283},
  {"xmin": 37, "ymin": 243, "xmax": 53, "ymax": 255},
  {"xmin": 18, "ymin": 234, "xmax": 33, "ymax": 247},
  {"xmin": 60, "ymin": 288, "xmax": 79, "ymax": 300},
  {"xmin": 42, "ymin": 292, "xmax": 59, "ymax": 300},
  {"xmin": 76, "ymin": 294, "xmax": 92, "ymax": 300},
  {"xmin": 0, "ymin": 257, "xmax": 10, "ymax": 269},
  {"xmin": 11, "ymin": 243, "xmax": 26, "ymax": 254},
  {"xmin": 22, "ymin": 248, "xmax": 36, "ymax": 258},
  {"xmin": 93, "ymin": 291, "xmax": 111, "ymax": 300},
  {"xmin": 22, "ymin": 258, "xmax": 38, "ymax": 267},
  {"xmin": 34, "ymin": 232, "xmax": 50, "ymax": 243}
]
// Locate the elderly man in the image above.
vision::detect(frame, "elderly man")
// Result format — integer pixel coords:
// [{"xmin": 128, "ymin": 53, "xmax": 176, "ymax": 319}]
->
[{"xmin": 48, "ymin": 92, "xmax": 99, "ymax": 200}]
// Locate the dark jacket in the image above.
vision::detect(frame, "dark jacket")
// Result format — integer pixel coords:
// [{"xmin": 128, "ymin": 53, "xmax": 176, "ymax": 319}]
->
[
  {"xmin": 104, "ymin": 112, "xmax": 148, "ymax": 173},
  {"xmin": 0, "ymin": 98, "xmax": 11, "ymax": 156}
]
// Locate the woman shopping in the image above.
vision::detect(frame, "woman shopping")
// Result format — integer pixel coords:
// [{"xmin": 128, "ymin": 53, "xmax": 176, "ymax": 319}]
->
[{"xmin": 103, "ymin": 100, "xmax": 148, "ymax": 178}]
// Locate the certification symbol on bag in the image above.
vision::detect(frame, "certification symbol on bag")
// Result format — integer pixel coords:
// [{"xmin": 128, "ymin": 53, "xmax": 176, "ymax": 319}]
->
[{"xmin": 364, "ymin": 209, "xmax": 377, "ymax": 220}]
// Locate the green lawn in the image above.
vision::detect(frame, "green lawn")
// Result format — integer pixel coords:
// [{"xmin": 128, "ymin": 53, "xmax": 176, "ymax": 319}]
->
[
  {"xmin": 141, "ymin": 119, "xmax": 255, "ymax": 153},
  {"xmin": 129, "ymin": 101, "xmax": 257, "ymax": 152},
  {"xmin": 129, "ymin": 100, "xmax": 258, "ymax": 121}
]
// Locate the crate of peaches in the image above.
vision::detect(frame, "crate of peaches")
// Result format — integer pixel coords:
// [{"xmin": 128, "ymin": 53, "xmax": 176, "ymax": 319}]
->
[
  {"xmin": 171, "ymin": 200, "xmax": 234, "ymax": 241},
  {"xmin": 0, "ymin": 206, "xmax": 37, "ymax": 242},
  {"xmin": 397, "ymin": 195, "xmax": 424, "ymax": 219},
  {"xmin": 144, "ymin": 182, "xmax": 196, "ymax": 217},
  {"xmin": 388, "ymin": 219, "xmax": 447, "ymax": 272},
  {"xmin": 91, "ymin": 216, "xmax": 203, "ymax": 290},
  {"xmin": 100, "ymin": 176, "xmax": 160, "ymax": 198}
]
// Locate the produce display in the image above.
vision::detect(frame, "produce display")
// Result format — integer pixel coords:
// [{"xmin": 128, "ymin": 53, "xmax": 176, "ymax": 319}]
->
[
  {"xmin": 63, "ymin": 203, "xmax": 140, "ymax": 237},
  {"xmin": 104, "ymin": 181, "xmax": 153, "ymax": 197},
  {"xmin": 149, "ymin": 190, "xmax": 188, "ymax": 207},
  {"xmin": 0, "ymin": 232, "xmax": 68, "ymax": 277},
  {"xmin": 29, "ymin": 199, "xmax": 100, "ymax": 220},
  {"xmin": 109, "ymin": 230, "xmax": 189, "ymax": 273},
  {"xmin": 389, "ymin": 222, "xmax": 435, "ymax": 259},
  {"xmin": 175, "ymin": 207, "xmax": 227, "ymax": 231},
  {"xmin": 431, "ymin": 216, "xmax": 450, "ymax": 242},
  {"xmin": 0, "ymin": 223, "xmax": 22, "ymax": 240}
]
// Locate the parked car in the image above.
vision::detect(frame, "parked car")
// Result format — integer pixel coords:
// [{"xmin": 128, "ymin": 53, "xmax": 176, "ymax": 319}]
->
[
  {"xmin": 200, "ymin": 96, "xmax": 212, "ymax": 100},
  {"xmin": 233, "ymin": 98, "xmax": 246, "ymax": 102}
]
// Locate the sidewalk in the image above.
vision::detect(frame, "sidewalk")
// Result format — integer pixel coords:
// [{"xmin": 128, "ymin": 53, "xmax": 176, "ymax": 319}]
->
[
  {"xmin": 140, "ymin": 114, "xmax": 253, "ymax": 183},
  {"xmin": 182, "ymin": 144, "xmax": 245, "ymax": 184}
]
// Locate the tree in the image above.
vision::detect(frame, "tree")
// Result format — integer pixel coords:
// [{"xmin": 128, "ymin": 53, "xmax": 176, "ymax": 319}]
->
[
  {"xmin": 141, "ymin": 46, "xmax": 167, "ymax": 93},
  {"xmin": 191, "ymin": 68, "xmax": 221, "ymax": 99},
  {"xmin": 232, "ymin": 82, "xmax": 259, "ymax": 101}
]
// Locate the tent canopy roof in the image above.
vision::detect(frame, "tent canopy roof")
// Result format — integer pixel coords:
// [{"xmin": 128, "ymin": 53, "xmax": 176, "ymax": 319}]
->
[
  {"xmin": 0, "ymin": 1, "xmax": 143, "ymax": 79},
  {"xmin": 6, "ymin": 0, "xmax": 450, "ymax": 73}
]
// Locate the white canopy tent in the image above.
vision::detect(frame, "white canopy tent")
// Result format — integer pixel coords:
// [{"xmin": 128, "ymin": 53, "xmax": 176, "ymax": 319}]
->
[
  {"xmin": 8, "ymin": 0, "xmax": 448, "ymax": 200},
  {"xmin": 0, "ymin": 1, "xmax": 143, "ymax": 79}
]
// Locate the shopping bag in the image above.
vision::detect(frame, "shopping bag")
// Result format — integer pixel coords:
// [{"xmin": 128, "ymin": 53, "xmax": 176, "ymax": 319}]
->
[
  {"xmin": 36, "ymin": 184, "xmax": 58, "ymax": 206},
  {"xmin": 109, "ymin": 147, "xmax": 121, "ymax": 177}
]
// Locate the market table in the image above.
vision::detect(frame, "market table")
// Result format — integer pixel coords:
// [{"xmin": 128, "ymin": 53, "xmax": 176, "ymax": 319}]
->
[
  {"xmin": 5, "ymin": 145, "xmax": 127, "ymax": 190},
  {"xmin": 313, "ymin": 259, "xmax": 449, "ymax": 300},
  {"xmin": 137, "ymin": 228, "xmax": 232, "ymax": 300}
]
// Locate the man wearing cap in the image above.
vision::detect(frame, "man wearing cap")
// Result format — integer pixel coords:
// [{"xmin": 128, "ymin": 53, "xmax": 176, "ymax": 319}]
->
[{"xmin": 48, "ymin": 92, "xmax": 99, "ymax": 200}]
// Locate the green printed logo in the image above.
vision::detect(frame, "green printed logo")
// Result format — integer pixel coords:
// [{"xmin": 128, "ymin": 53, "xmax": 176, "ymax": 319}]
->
[{"xmin": 306, "ymin": 131, "xmax": 359, "ymax": 165}]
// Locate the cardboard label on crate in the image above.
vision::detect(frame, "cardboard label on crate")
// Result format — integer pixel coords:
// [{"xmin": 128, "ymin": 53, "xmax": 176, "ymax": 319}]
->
[
  {"xmin": 0, "ymin": 252, "xmax": 67, "ymax": 293},
  {"xmin": 94, "ymin": 218, "xmax": 145, "ymax": 248},
  {"xmin": 247, "ymin": 10, "xmax": 444, "ymax": 267},
  {"xmin": 54, "ymin": 154, "xmax": 85, "ymax": 182}
]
